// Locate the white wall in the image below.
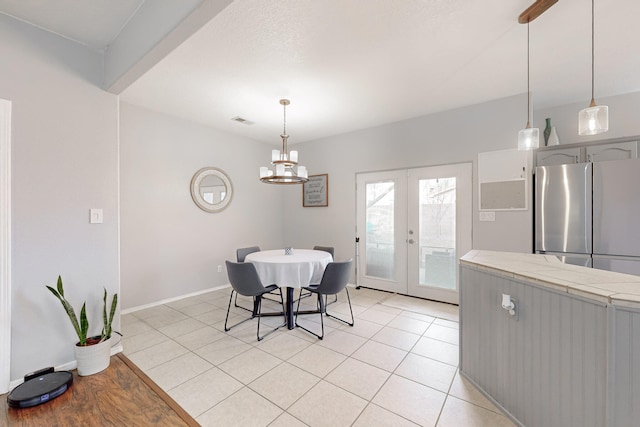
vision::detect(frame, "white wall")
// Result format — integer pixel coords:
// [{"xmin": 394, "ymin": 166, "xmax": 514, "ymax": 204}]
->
[
  {"xmin": 119, "ymin": 102, "xmax": 287, "ymax": 309},
  {"xmin": 118, "ymin": 95, "xmax": 538, "ymax": 309},
  {"xmin": 281, "ymin": 94, "xmax": 534, "ymax": 271},
  {"xmin": 0, "ymin": 15, "xmax": 119, "ymax": 381},
  {"xmin": 280, "ymin": 91, "xmax": 640, "ymax": 278}
]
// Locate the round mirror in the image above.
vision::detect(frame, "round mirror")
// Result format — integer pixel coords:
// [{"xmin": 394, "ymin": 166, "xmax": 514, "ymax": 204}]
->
[{"xmin": 190, "ymin": 167, "xmax": 233, "ymax": 213}]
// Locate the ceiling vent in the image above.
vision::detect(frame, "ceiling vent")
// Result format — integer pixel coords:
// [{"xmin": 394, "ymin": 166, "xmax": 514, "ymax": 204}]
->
[{"xmin": 231, "ymin": 116, "xmax": 254, "ymax": 125}]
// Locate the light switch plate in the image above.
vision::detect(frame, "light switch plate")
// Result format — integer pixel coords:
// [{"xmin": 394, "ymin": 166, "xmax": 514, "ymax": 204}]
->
[
  {"xmin": 479, "ymin": 211, "xmax": 496, "ymax": 222},
  {"xmin": 90, "ymin": 209, "xmax": 103, "ymax": 224}
]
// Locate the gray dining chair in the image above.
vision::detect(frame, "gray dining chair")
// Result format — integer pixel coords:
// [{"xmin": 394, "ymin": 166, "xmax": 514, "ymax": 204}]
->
[
  {"xmin": 299, "ymin": 246, "xmax": 338, "ymax": 306},
  {"xmin": 236, "ymin": 246, "xmax": 260, "ymax": 262},
  {"xmin": 294, "ymin": 259, "xmax": 354, "ymax": 339},
  {"xmin": 313, "ymin": 245, "xmax": 334, "ymax": 258},
  {"xmin": 225, "ymin": 260, "xmax": 286, "ymax": 341},
  {"xmin": 235, "ymin": 245, "xmax": 281, "ymax": 307}
]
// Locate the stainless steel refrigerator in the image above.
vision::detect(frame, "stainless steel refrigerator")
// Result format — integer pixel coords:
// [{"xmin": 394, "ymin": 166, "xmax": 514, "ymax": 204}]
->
[{"xmin": 535, "ymin": 158, "xmax": 640, "ymax": 275}]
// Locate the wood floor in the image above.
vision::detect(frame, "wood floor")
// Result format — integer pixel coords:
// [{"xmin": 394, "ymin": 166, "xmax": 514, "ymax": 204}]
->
[{"xmin": 0, "ymin": 353, "xmax": 199, "ymax": 426}]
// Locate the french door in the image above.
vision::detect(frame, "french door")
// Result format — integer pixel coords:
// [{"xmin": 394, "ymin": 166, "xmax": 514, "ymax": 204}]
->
[{"xmin": 356, "ymin": 163, "xmax": 472, "ymax": 304}]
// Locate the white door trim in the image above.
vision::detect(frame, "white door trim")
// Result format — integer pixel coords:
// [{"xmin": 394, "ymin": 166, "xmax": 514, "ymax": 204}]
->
[{"xmin": 0, "ymin": 99, "xmax": 12, "ymax": 393}]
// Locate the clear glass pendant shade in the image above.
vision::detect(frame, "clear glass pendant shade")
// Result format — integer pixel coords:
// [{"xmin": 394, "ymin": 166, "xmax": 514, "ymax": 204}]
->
[
  {"xmin": 578, "ymin": 104, "xmax": 609, "ymax": 135},
  {"xmin": 518, "ymin": 127, "xmax": 540, "ymax": 151}
]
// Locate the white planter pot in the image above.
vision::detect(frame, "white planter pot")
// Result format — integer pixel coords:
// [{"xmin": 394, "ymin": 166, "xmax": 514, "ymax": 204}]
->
[{"xmin": 75, "ymin": 337, "xmax": 111, "ymax": 376}]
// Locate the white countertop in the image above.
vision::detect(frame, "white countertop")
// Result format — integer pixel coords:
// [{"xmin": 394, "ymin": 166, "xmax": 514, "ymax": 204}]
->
[{"xmin": 460, "ymin": 250, "xmax": 640, "ymax": 309}]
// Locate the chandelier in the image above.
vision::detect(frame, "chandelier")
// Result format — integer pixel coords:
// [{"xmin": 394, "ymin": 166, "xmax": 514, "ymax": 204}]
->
[{"xmin": 259, "ymin": 99, "xmax": 308, "ymax": 184}]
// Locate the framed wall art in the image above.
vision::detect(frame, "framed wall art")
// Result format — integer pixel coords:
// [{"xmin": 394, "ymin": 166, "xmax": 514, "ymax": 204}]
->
[{"xmin": 302, "ymin": 174, "xmax": 328, "ymax": 207}]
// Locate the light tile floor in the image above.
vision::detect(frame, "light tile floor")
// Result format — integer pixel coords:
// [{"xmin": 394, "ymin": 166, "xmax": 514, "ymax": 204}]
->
[{"xmin": 122, "ymin": 287, "xmax": 515, "ymax": 427}]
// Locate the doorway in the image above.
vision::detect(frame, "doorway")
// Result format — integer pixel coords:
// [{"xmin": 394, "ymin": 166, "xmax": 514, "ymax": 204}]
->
[{"xmin": 356, "ymin": 163, "xmax": 472, "ymax": 304}]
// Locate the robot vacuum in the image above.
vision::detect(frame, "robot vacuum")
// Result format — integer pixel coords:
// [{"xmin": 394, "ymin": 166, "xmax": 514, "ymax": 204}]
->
[{"xmin": 7, "ymin": 368, "xmax": 73, "ymax": 408}]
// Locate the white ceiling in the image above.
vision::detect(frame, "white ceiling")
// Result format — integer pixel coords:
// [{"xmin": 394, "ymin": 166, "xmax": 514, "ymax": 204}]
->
[
  {"xmin": 0, "ymin": 0, "xmax": 145, "ymax": 49},
  {"xmin": 2, "ymin": 0, "xmax": 639, "ymax": 144}
]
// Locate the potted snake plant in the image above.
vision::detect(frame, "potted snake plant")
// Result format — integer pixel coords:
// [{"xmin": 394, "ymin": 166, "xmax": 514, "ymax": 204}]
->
[{"xmin": 46, "ymin": 275, "xmax": 119, "ymax": 376}]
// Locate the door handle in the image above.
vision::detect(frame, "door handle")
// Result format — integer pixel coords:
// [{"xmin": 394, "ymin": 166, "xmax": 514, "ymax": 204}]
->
[{"xmin": 408, "ymin": 239, "xmax": 415, "ymax": 244}]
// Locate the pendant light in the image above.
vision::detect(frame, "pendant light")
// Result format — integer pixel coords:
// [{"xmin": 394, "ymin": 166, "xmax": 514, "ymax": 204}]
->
[
  {"xmin": 518, "ymin": 21, "xmax": 539, "ymax": 151},
  {"xmin": 259, "ymin": 99, "xmax": 309, "ymax": 184},
  {"xmin": 578, "ymin": 0, "xmax": 608, "ymax": 135}
]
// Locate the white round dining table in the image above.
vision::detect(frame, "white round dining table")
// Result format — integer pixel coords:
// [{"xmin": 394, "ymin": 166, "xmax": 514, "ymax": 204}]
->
[
  {"xmin": 245, "ymin": 249, "xmax": 332, "ymax": 288},
  {"xmin": 245, "ymin": 249, "xmax": 333, "ymax": 329}
]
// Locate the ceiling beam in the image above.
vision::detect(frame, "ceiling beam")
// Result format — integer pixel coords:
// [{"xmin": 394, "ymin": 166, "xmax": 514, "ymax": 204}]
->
[
  {"xmin": 104, "ymin": 0, "xmax": 233, "ymax": 94},
  {"xmin": 518, "ymin": 0, "xmax": 558, "ymax": 24}
]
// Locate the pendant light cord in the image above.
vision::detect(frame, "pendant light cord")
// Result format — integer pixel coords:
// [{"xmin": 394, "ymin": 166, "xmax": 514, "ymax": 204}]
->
[
  {"xmin": 590, "ymin": 0, "xmax": 595, "ymax": 103},
  {"xmin": 526, "ymin": 21, "xmax": 531, "ymax": 127}
]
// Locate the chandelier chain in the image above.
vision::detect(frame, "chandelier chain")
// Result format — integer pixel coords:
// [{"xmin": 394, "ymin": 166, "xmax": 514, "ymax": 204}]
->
[{"xmin": 282, "ymin": 101, "xmax": 287, "ymax": 135}]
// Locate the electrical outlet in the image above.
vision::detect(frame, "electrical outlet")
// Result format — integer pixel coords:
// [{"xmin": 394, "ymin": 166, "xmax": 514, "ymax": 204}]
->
[{"xmin": 217, "ymin": 265, "xmax": 222, "ymax": 273}]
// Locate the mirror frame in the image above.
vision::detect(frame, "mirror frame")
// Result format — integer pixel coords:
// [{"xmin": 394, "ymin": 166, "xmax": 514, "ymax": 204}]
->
[{"xmin": 190, "ymin": 167, "xmax": 233, "ymax": 213}]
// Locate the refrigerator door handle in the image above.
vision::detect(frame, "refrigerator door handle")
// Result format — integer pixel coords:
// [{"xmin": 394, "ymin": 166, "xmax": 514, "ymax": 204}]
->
[{"xmin": 584, "ymin": 163, "xmax": 593, "ymax": 253}]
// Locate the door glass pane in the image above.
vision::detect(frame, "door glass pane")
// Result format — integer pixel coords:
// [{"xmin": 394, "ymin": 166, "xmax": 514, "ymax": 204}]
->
[
  {"xmin": 419, "ymin": 177, "xmax": 456, "ymax": 289},
  {"xmin": 365, "ymin": 181, "xmax": 395, "ymax": 280}
]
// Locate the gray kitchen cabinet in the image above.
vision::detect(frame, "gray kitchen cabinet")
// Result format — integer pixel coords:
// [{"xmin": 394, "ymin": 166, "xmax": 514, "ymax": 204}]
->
[
  {"xmin": 460, "ymin": 266, "xmax": 607, "ymax": 427},
  {"xmin": 536, "ymin": 147, "xmax": 582, "ymax": 166},
  {"xmin": 612, "ymin": 307, "xmax": 640, "ymax": 426},
  {"xmin": 586, "ymin": 140, "xmax": 638, "ymax": 162},
  {"xmin": 460, "ymin": 250, "xmax": 640, "ymax": 427}
]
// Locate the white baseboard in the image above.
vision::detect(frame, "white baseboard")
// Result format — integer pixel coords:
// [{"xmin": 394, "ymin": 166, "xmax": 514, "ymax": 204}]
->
[
  {"xmin": 8, "ymin": 342, "xmax": 125, "ymax": 391},
  {"xmin": 121, "ymin": 283, "xmax": 359, "ymax": 317},
  {"xmin": 121, "ymin": 284, "xmax": 231, "ymax": 315}
]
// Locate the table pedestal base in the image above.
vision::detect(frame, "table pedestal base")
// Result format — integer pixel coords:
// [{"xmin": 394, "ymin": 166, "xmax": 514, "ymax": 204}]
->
[
  {"xmin": 254, "ymin": 287, "xmax": 326, "ymax": 331},
  {"xmin": 286, "ymin": 287, "xmax": 294, "ymax": 329}
]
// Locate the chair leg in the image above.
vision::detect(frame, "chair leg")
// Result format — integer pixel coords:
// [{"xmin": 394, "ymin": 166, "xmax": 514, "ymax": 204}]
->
[
  {"xmin": 321, "ymin": 294, "xmax": 338, "ymax": 311},
  {"xmin": 224, "ymin": 290, "xmax": 233, "ymax": 330},
  {"xmin": 295, "ymin": 292, "xmax": 326, "ymax": 340},
  {"xmin": 226, "ymin": 289, "xmax": 286, "ymax": 340},
  {"xmin": 256, "ymin": 296, "xmax": 262, "ymax": 340},
  {"xmin": 328, "ymin": 293, "xmax": 338, "ymax": 305},
  {"xmin": 291, "ymin": 288, "xmax": 313, "ymax": 306},
  {"xmin": 294, "ymin": 291, "xmax": 303, "ymax": 325},
  {"xmin": 259, "ymin": 286, "xmax": 282, "ymax": 303},
  {"xmin": 236, "ymin": 287, "xmax": 281, "ymax": 306},
  {"xmin": 325, "ymin": 288, "xmax": 355, "ymax": 327},
  {"xmin": 225, "ymin": 290, "xmax": 256, "ymax": 332},
  {"xmin": 257, "ymin": 288, "xmax": 287, "ymax": 341},
  {"xmin": 319, "ymin": 294, "xmax": 325, "ymax": 338},
  {"xmin": 233, "ymin": 292, "xmax": 253, "ymax": 313}
]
